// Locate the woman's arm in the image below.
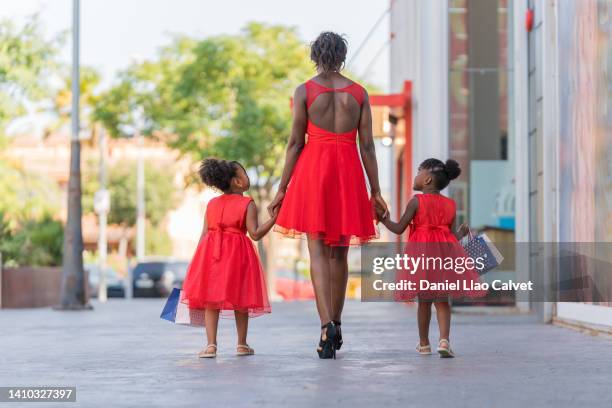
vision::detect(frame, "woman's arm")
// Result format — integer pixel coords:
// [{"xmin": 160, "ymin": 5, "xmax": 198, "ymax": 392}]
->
[
  {"xmin": 380, "ymin": 196, "xmax": 418, "ymax": 235},
  {"xmin": 267, "ymin": 85, "xmax": 308, "ymax": 216},
  {"xmin": 247, "ymin": 201, "xmax": 278, "ymax": 241},
  {"xmin": 358, "ymin": 90, "xmax": 389, "ymax": 218}
]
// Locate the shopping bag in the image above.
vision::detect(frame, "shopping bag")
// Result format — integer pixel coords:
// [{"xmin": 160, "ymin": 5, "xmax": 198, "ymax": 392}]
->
[
  {"xmin": 462, "ymin": 231, "xmax": 504, "ymax": 275},
  {"xmin": 160, "ymin": 288, "xmax": 180, "ymax": 322},
  {"xmin": 160, "ymin": 288, "xmax": 206, "ymax": 327}
]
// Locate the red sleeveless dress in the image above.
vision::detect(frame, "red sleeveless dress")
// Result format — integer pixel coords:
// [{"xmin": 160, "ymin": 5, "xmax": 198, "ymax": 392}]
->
[
  {"xmin": 274, "ymin": 79, "xmax": 377, "ymax": 246},
  {"xmin": 181, "ymin": 194, "xmax": 271, "ymax": 317},
  {"xmin": 395, "ymin": 194, "xmax": 488, "ymax": 301}
]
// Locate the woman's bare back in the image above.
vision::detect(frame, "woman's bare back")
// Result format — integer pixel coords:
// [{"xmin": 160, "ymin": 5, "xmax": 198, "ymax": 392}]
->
[{"xmin": 306, "ymin": 73, "xmax": 362, "ymax": 134}]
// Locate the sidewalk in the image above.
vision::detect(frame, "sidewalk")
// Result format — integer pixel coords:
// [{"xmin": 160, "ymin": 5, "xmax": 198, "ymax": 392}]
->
[{"xmin": 1, "ymin": 299, "xmax": 611, "ymax": 407}]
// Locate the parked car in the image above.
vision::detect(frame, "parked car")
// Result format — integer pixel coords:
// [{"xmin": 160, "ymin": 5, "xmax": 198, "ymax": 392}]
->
[
  {"xmin": 132, "ymin": 259, "xmax": 189, "ymax": 298},
  {"xmin": 85, "ymin": 264, "xmax": 126, "ymax": 298},
  {"xmin": 275, "ymin": 269, "xmax": 315, "ymax": 301}
]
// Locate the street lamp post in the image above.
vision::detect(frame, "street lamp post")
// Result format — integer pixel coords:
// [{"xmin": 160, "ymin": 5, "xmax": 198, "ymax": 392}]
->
[
  {"xmin": 95, "ymin": 128, "xmax": 110, "ymax": 302},
  {"xmin": 136, "ymin": 130, "xmax": 145, "ymax": 261}
]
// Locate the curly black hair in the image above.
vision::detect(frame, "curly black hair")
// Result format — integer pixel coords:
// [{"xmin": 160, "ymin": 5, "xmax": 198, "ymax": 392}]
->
[
  {"xmin": 310, "ymin": 32, "xmax": 348, "ymax": 73},
  {"xmin": 198, "ymin": 158, "xmax": 241, "ymax": 192},
  {"xmin": 419, "ymin": 158, "xmax": 461, "ymax": 190}
]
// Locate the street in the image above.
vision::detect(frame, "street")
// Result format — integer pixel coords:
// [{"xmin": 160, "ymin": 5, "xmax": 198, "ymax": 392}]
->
[{"xmin": 1, "ymin": 299, "xmax": 611, "ymax": 407}]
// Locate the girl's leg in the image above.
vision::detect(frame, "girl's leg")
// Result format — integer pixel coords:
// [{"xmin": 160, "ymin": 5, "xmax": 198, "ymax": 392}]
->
[
  {"xmin": 329, "ymin": 246, "xmax": 349, "ymax": 322},
  {"xmin": 234, "ymin": 310, "xmax": 249, "ymax": 346},
  {"xmin": 307, "ymin": 238, "xmax": 333, "ymax": 326},
  {"xmin": 204, "ymin": 309, "xmax": 220, "ymax": 352},
  {"xmin": 434, "ymin": 301, "xmax": 451, "ymax": 341},
  {"xmin": 417, "ymin": 301, "xmax": 433, "ymax": 346}
]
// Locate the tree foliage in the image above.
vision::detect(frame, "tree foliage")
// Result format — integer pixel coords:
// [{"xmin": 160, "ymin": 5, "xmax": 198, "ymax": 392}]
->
[
  {"xmin": 0, "ymin": 213, "xmax": 64, "ymax": 267},
  {"xmin": 95, "ymin": 23, "xmax": 314, "ymax": 205},
  {"xmin": 0, "ymin": 160, "xmax": 61, "ymax": 226},
  {"xmin": 105, "ymin": 162, "xmax": 177, "ymax": 227},
  {"xmin": 0, "ymin": 15, "xmax": 62, "ymax": 139},
  {"xmin": 48, "ymin": 65, "xmax": 102, "ymax": 138}
]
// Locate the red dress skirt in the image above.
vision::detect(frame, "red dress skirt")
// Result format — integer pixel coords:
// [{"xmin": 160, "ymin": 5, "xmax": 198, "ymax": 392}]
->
[
  {"xmin": 395, "ymin": 194, "xmax": 488, "ymax": 301},
  {"xmin": 181, "ymin": 194, "xmax": 271, "ymax": 317},
  {"xmin": 274, "ymin": 80, "xmax": 377, "ymax": 246}
]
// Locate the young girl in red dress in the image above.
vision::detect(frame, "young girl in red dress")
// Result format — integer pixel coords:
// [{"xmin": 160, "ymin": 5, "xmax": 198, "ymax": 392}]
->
[
  {"xmin": 181, "ymin": 158, "xmax": 275, "ymax": 358},
  {"xmin": 379, "ymin": 158, "xmax": 487, "ymax": 358}
]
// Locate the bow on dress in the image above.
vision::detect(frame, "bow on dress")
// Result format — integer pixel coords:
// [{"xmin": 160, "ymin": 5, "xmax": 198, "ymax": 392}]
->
[
  {"xmin": 207, "ymin": 224, "xmax": 243, "ymax": 262},
  {"xmin": 409, "ymin": 223, "xmax": 451, "ymax": 235}
]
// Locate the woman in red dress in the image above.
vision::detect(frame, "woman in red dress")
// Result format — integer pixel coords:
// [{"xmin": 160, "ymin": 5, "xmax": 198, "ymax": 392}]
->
[
  {"xmin": 182, "ymin": 158, "xmax": 276, "ymax": 358},
  {"xmin": 268, "ymin": 32, "xmax": 389, "ymax": 359}
]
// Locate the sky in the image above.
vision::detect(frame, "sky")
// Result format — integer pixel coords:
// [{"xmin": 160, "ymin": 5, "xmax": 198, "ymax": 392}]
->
[{"xmin": 0, "ymin": 0, "xmax": 391, "ymax": 91}]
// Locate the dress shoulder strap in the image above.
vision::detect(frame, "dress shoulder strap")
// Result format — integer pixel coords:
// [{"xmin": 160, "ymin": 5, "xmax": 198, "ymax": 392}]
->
[
  {"xmin": 305, "ymin": 80, "xmax": 328, "ymax": 109},
  {"xmin": 345, "ymin": 82, "xmax": 366, "ymax": 106},
  {"xmin": 305, "ymin": 80, "xmax": 366, "ymax": 109}
]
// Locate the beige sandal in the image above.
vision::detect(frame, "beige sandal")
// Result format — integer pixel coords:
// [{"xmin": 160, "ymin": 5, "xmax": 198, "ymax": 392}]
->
[
  {"xmin": 198, "ymin": 344, "xmax": 217, "ymax": 358},
  {"xmin": 437, "ymin": 339, "xmax": 455, "ymax": 358},
  {"xmin": 416, "ymin": 343, "xmax": 432, "ymax": 355},
  {"xmin": 236, "ymin": 344, "xmax": 255, "ymax": 356}
]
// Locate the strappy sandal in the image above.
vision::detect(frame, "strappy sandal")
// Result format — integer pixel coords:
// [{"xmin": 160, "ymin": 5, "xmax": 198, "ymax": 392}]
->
[
  {"xmin": 317, "ymin": 321, "xmax": 337, "ymax": 359},
  {"xmin": 236, "ymin": 344, "xmax": 255, "ymax": 356},
  {"xmin": 416, "ymin": 343, "xmax": 432, "ymax": 355},
  {"xmin": 437, "ymin": 339, "xmax": 455, "ymax": 358},
  {"xmin": 332, "ymin": 320, "xmax": 343, "ymax": 350},
  {"xmin": 198, "ymin": 344, "xmax": 217, "ymax": 358}
]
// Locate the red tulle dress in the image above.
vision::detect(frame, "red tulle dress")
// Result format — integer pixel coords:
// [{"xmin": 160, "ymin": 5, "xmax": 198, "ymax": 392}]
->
[
  {"xmin": 395, "ymin": 194, "xmax": 488, "ymax": 301},
  {"xmin": 274, "ymin": 79, "xmax": 377, "ymax": 246},
  {"xmin": 181, "ymin": 194, "xmax": 271, "ymax": 317}
]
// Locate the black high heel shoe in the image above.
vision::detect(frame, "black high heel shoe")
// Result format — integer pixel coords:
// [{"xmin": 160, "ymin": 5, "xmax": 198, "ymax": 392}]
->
[
  {"xmin": 317, "ymin": 321, "xmax": 337, "ymax": 359},
  {"xmin": 332, "ymin": 320, "xmax": 343, "ymax": 350}
]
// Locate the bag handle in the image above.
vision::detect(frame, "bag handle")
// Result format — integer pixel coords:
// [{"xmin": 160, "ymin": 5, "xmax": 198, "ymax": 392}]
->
[{"xmin": 467, "ymin": 227, "xmax": 475, "ymax": 240}]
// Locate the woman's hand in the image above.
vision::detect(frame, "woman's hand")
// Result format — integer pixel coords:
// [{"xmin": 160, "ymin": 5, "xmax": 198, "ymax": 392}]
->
[
  {"xmin": 372, "ymin": 192, "xmax": 389, "ymax": 220},
  {"xmin": 267, "ymin": 190, "xmax": 285, "ymax": 218}
]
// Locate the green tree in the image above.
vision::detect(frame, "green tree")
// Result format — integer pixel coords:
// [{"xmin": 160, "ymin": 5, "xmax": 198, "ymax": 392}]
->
[
  {"xmin": 0, "ymin": 160, "xmax": 61, "ymax": 227},
  {"xmin": 105, "ymin": 162, "xmax": 177, "ymax": 227},
  {"xmin": 0, "ymin": 213, "xmax": 64, "ymax": 267},
  {"xmin": 0, "ymin": 15, "xmax": 62, "ymax": 141},
  {"xmin": 95, "ymin": 22, "xmax": 313, "ymax": 206},
  {"xmin": 48, "ymin": 65, "xmax": 102, "ymax": 139}
]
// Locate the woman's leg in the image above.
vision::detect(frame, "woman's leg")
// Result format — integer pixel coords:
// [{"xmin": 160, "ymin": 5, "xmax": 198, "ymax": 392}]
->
[
  {"xmin": 235, "ymin": 310, "xmax": 249, "ymax": 347},
  {"xmin": 307, "ymin": 238, "xmax": 333, "ymax": 326},
  {"xmin": 329, "ymin": 246, "xmax": 349, "ymax": 322},
  {"xmin": 417, "ymin": 301, "xmax": 433, "ymax": 346},
  {"xmin": 434, "ymin": 301, "xmax": 451, "ymax": 341},
  {"xmin": 204, "ymin": 309, "xmax": 220, "ymax": 351}
]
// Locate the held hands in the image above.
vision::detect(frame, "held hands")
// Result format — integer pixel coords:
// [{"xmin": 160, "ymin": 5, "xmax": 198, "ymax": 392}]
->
[
  {"xmin": 372, "ymin": 192, "xmax": 389, "ymax": 221},
  {"xmin": 270, "ymin": 202, "xmax": 281, "ymax": 220},
  {"xmin": 267, "ymin": 190, "xmax": 285, "ymax": 218}
]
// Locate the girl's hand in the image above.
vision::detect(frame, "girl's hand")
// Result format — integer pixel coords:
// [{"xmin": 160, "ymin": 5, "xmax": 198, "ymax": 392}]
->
[
  {"xmin": 375, "ymin": 204, "xmax": 388, "ymax": 221},
  {"xmin": 271, "ymin": 203, "xmax": 281, "ymax": 220},
  {"xmin": 267, "ymin": 190, "xmax": 285, "ymax": 217},
  {"xmin": 372, "ymin": 192, "xmax": 389, "ymax": 220},
  {"xmin": 456, "ymin": 223, "xmax": 470, "ymax": 239}
]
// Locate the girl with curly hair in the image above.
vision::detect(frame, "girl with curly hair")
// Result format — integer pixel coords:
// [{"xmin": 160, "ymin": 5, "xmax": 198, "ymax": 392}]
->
[{"xmin": 181, "ymin": 158, "xmax": 277, "ymax": 358}]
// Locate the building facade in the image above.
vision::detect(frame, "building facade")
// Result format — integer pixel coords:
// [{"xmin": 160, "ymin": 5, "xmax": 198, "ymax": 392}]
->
[{"xmin": 389, "ymin": 0, "xmax": 611, "ymax": 329}]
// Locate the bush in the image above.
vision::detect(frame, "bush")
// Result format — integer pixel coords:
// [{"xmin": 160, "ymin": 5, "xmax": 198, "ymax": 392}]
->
[{"xmin": 0, "ymin": 214, "xmax": 64, "ymax": 267}]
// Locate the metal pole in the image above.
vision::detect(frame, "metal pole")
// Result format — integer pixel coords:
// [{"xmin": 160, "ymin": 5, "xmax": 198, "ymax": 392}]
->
[
  {"xmin": 136, "ymin": 132, "xmax": 145, "ymax": 261},
  {"xmin": 97, "ymin": 128, "xmax": 108, "ymax": 302}
]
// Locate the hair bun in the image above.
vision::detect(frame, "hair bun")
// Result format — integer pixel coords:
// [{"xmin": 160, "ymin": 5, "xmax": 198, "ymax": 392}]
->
[{"xmin": 444, "ymin": 159, "xmax": 461, "ymax": 180}]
